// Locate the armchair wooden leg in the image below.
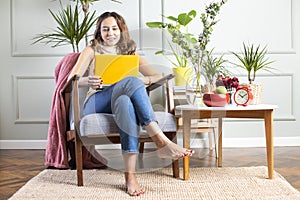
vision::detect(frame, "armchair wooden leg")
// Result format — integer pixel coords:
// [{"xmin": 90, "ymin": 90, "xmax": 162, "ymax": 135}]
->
[
  {"xmin": 139, "ymin": 142, "xmax": 145, "ymax": 155},
  {"xmin": 138, "ymin": 141, "xmax": 145, "ymax": 169},
  {"xmin": 168, "ymin": 132, "xmax": 180, "ymax": 178},
  {"xmin": 75, "ymin": 134, "xmax": 83, "ymax": 186},
  {"xmin": 172, "ymin": 160, "xmax": 180, "ymax": 178}
]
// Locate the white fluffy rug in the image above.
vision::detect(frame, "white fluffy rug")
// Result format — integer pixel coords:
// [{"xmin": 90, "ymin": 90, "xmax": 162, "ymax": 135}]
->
[{"xmin": 9, "ymin": 166, "xmax": 300, "ymax": 200}]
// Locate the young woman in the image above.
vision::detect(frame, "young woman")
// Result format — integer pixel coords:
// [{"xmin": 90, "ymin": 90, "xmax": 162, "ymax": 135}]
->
[{"xmin": 68, "ymin": 11, "xmax": 194, "ymax": 196}]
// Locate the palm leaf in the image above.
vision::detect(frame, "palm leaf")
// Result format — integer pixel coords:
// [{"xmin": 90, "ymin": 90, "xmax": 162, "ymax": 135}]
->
[
  {"xmin": 231, "ymin": 43, "xmax": 275, "ymax": 83},
  {"xmin": 32, "ymin": 4, "xmax": 97, "ymax": 52},
  {"xmin": 203, "ymin": 49, "xmax": 230, "ymax": 85}
]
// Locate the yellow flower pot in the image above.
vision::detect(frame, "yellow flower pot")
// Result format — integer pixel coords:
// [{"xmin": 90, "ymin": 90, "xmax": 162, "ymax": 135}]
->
[{"xmin": 172, "ymin": 67, "xmax": 192, "ymax": 86}]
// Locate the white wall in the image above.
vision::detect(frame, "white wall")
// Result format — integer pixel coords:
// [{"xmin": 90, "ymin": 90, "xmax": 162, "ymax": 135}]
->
[{"xmin": 0, "ymin": 0, "xmax": 300, "ymax": 149}]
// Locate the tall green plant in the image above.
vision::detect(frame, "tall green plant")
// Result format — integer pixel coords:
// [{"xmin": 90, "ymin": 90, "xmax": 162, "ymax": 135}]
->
[
  {"xmin": 32, "ymin": 0, "xmax": 122, "ymax": 52},
  {"xmin": 147, "ymin": 0, "xmax": 227, "ymax": 104},
  {"xmin": 181, "ymin": 1, "xmax": 227, "ymax": 102},
  {"xmin": 32, "ymin": 4, "xmax": 96, "ymax": 52},
  {"xmin": 231, "ymin": 43, "xmax": 275, "ymax": 84},
  {"xmin": 146, "ymin": 10, "xmax": 197, "ymax": 68}
]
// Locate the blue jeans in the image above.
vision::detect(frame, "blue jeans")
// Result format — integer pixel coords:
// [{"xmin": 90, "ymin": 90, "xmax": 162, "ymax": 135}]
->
[{"xmin": 84, "ymin": 77, "xmax": 156, "ymax": 153}]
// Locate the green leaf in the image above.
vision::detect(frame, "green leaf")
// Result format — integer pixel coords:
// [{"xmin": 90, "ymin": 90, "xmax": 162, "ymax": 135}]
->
[
  {"xmin": 231, "ymin": 42, "xmax": 275, "ymax": 83},
  {"xmin": 145, "ymin": 22, "xmax": 164, "ymax": 28},
  {"xmin": 178, "ymin": 13, "xmax": 192, "ymax": 26},
  {"xmin": 177, "ymin": 10, "xmax": 196, "ymax": 26},
  {"xmin": 32, "ymin": 3, "xmax": 97, "ymax": 52},
  {"xmin": 166, "ymin": 16, "xmax": 178, "ymax": 22},
  {"xmin": 188, "ymin": 10, "xmax": 197, "ymax": 18}
]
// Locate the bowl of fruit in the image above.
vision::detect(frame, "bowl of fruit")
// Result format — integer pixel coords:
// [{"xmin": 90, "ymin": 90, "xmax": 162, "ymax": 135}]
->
[{"xmin": 203, "ymin": 86, "xmax": 230, "ymax": 107}]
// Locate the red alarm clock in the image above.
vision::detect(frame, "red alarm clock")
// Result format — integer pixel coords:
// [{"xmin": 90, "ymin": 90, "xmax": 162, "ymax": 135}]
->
[{"xmin": 233, "ymin": 85, "xmax": 253, "ymax": 106}]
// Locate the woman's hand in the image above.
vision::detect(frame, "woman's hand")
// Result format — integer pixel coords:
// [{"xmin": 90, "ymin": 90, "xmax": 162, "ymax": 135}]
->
[
  {"xmin": 79, "ymin": 76, "xmax": 103, "ymax": 89},
  {"xmin": 88, "ymin": 76, "xmax": 103, "ymax": 89}
]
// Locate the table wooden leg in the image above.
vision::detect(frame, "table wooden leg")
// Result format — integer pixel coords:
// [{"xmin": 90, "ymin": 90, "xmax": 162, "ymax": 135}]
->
[
  {"xmin": 264, "ymin": 110, "xmax": 274, "ymax": 179},
  {"xmin": 182, "ymin": 112, "xmax": 191, "ymax": 180},
  {"xmin": 217, "ymin": 117, "xmax": 223, "ymax": 167}
]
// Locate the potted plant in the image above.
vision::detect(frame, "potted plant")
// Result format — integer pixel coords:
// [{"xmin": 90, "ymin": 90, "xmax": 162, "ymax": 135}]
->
[
  {"xmin": 202, "ymin": 48, "xmax": 231, "ymax": 92},
  {"xmin": 32, "ymin": 3, "xmax": 96, "ymax": 52},
  {"xmin": 146, "ymin": 10, "xmax": 198, "ymax": 86},
  {"xmin": 231, "ymin": 42, "xmax": 275, "ymax": 104},
  {"xmin": 146, "ymin": 0, "xmax": 227, "ymax": 103},
  {"xmin": 32, "ymin": 0, "xmax": 121, "ymax": 52}
]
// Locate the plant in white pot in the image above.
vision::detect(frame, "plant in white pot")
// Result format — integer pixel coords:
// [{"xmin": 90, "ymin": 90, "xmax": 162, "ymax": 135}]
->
[
  {"xmin": 231, "ymin": 42, "xmax": 275, "ymax": 104},
  {"xmin": 146, "ymin": 10, "xmax": 198, "ymax": 86}
]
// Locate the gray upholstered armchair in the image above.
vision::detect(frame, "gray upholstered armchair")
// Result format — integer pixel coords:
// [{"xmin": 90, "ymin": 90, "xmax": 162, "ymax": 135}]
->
[{"xmin": 65, "ymin": 74, "xmax": 179, "ymax": 186}]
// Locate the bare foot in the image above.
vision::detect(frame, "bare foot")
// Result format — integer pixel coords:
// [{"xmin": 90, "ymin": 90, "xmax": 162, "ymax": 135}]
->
[
  {"xmin": 157, "ymin": 141, "xmax": 194, "ymax": 160},
  {"xmin": 125, "ymin": 172, "xmax": 145, "ymax": 196}
]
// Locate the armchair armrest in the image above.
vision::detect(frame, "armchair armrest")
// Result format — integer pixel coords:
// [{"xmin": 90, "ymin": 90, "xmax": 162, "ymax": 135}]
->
[
  {"xmin": 146, "ymin": 73, "xmax": 176, "ymax": 114},
  {"xmin": 146, "ymin": 73, "xmax": 175, "ymax": 93},
  {"xmin": 61, "ymin": 74, "xmax": 80, "ymax": 142},
  {"xmin": 70, "ymin": 75, "xmax": 81, "ymax": 131}
]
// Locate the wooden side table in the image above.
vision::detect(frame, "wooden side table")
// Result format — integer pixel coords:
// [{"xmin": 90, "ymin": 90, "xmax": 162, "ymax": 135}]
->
[{"xmin": 176, "ymin": 104, "xmax": 278, "ymax": 180}]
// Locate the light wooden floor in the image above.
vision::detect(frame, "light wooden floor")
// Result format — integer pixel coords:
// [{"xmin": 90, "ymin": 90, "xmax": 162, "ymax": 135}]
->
[{"xmin": 0, "ymin": 147, "xmax": 299, "ymax": 200}]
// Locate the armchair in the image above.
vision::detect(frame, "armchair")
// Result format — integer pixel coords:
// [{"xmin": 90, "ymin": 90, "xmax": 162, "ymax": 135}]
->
[{"xmin": 65, "ymin": 74, "xmax": 179, "ymax": 186}]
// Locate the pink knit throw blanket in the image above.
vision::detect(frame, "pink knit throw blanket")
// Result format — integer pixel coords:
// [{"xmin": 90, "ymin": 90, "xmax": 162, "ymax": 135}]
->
[{"xmin": 45, "ymin": 53, "xmax": 107, "ymax": 169}]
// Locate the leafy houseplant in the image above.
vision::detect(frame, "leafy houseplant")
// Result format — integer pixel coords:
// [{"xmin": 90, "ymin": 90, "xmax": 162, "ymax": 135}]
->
[
  {"xmin": 180, "ymin": 0, "xmax": 227, "ymax": 105},
  {"xmin": 231, "ymin": 43, "xmax": 275, "ymax": 104},
  {"xmin": 202, "ymin": 49, "xmax": 230, "ymax": 88},
  {"xmin": 32, "ymin": 0, "xmax": 121, "ymax": 52},
  {"xmin": 146, "ymin": 10, "xmax": 197, "ymax": 69},
  {"xmin": 231, "ymin": 43, "xmax": 275, "ymax": 84},
  {"xmin": 146, "ymin": 10, "xmax": 198, "ymax": 86},
  {"xmin": 146, "ymin": 0, "xmax": 227, "ymax": 94},
  {"xmin": 33, "ymin": 3, "xmax": 96, "ymax": 52}
]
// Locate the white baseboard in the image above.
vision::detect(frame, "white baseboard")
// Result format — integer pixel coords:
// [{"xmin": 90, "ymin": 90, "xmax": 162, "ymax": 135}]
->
[
  {"xmin": 0, "ymin": 140, "xmax": 47, "ymax": 149},
  {"xmin": 177, "ymin": 137, "xmax": 300, "ymax": 148},
  {"xmin": 223, "ymin": 137, "xmax": 300, "ymax": 148},
  {"xmin": 0, "ymin": 137, "xmax": 299, "ymax": 149}
]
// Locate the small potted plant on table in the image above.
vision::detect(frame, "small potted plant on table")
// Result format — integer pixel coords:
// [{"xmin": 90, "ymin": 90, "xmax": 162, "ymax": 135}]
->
[
  {"xmin": 231, "ymin": 43, "xmax": 275, "ymax": 104},
  {"xmin": 202, "ymin": 49, "xmax": 231, "ymax": 93}
]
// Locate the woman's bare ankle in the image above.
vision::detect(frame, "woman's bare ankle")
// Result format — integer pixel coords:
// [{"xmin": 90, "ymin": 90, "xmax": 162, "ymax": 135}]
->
[{"xmin": 151, "ymin": 133, "xmax": 172, "ymax": 149}]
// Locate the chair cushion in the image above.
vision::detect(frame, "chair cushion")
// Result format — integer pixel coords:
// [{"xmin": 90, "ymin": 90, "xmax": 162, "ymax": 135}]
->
[
  {"xmin": 154, "ymin": 112, "xmax": 177, "ymax": 132},
  {"xmin": 79, "ymin": 111, "xmax": 176, "ymax": 137}
]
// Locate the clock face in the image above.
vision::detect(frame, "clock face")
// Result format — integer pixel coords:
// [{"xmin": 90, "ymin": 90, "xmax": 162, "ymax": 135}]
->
[{"xmin": 234, "ymin": 89, "xmax": 249, "ymax": 105}]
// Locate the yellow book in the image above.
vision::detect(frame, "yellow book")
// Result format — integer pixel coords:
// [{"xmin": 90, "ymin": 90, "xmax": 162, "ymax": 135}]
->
[{"xmin": 94, "ymin": 54, "xmax": 139, "ymax": 85}]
